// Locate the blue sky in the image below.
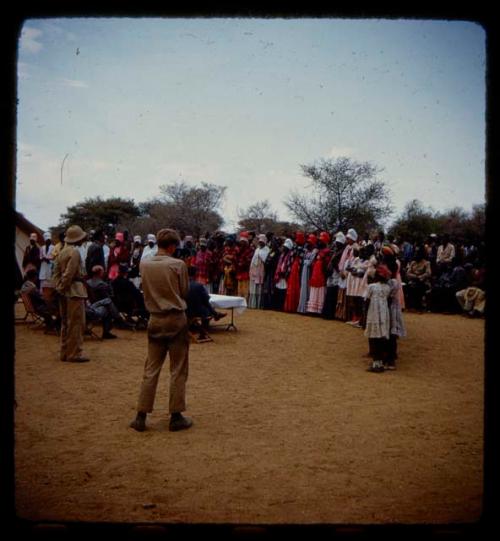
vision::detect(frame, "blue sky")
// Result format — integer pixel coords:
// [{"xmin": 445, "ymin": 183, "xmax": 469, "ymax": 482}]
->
[{"xmin": 16, "ymin": 17, "xmax": 486, "ymax": 232}]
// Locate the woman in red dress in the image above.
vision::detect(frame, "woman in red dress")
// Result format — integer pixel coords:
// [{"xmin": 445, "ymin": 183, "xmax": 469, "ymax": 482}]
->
[{"xmin": 283, "ymin": 231, "xmax": 305, "ymax": 313}]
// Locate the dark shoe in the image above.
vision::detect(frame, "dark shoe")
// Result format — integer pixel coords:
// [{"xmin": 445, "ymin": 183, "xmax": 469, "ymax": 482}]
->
[
  {"xmin": 367, "ymin": 360, "xmax": 384, "ymax": 373},
  {"xmin": 213, "ymin": 312, "xmax": 226, "ymax": 321},
  {"xmin": 130, "ymin": 413, "xmax": 146, "ymax": 432},
  {"xmin": 102, "ymin": 332, "xmax": 118, "ymax": 339},
  {"xmin": 64, "ymin": 356, "xmax": 90, "ymax": 363},
  {"xmin": 169, "ymin": 414, "xmax": 193, "ymax": 432}
]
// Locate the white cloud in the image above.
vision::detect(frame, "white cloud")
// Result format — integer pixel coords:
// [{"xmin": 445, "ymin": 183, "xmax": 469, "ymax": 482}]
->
[
  {"xmin": 327, "ymin": 146, "xmax": 356, "ymax": 159},
  {"xmin": 20, "ymin": 27, "xmax": 43, "ymax": 54},
  {"xmin": 61, "ymin": 78, "xmax": 89, "ymax": 89}
]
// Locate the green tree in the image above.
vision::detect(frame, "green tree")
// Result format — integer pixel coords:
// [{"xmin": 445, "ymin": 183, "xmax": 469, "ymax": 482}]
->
[
  {"xmin": 57, "ymin": 196, "xmax": 141, "ymax": 234},
  {"xmin": 388, "ymin": 199, "xmax": 438, "ymax": 244},
  {"xmin": 141, "ymin": 181, "xmax": 226, "ymax": 237},
  {"xmin": 284, "ymin": 157, "xmax": 392, "ymax": 234}
]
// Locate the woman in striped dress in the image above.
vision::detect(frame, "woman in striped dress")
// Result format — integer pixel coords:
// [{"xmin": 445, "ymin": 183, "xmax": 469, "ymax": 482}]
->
[
  {"xmin": 345, "ymin": 246, "xmax": 369, "ymax": 327},
  {"xmin": 335, "ymin": 228, "xmax": 358, "ymax": 321},
  {"xmin": 297, "ymin": 234, "xmax": 318, "ymax": 314}
]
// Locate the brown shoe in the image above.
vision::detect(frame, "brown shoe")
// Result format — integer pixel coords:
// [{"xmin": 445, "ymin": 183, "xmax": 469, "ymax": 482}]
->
[
  {"xmin": 64, "ymin": 356, "xmax": 90, "ymax": 363},
  {"xmin": 169, "ymin": 414, "xmax": 193, "ymax": 432}
]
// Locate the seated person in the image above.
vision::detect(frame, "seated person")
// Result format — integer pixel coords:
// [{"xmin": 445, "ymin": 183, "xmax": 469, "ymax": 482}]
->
[
  {"xmin": 405, "ymin": 248, "xmax": 432, "ymax": 311},
  {"xmin": 111, "ymin": 263, "xmax": 149, "ymax": 326},
  {"xmin": 427, "ymin": 257, "xmax": 468, "ymax": 313},
  {"xmin": 85, "ymin": 297, "xmax": 118, "ymax": 339},
  {"xmin": 21, "ymin": 269, "xmax": 60, "ymax": 331},
  {"xmin": 186, "ymin": 265, "xmax": 226, "ymax": 342},
  {"xmin": 456, "ymin": 262, "xmax": 486, "ymax": 318},
  {"xmin": 85, "ymin": 265, "xmax": 133, "ymax": 335}
]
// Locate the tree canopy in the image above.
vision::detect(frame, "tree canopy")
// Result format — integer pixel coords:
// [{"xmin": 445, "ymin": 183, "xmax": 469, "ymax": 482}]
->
[
  {"xmin": 57, "ymin": 196, "xmax": 141, "ymax": 234},
  {"xmin": 284, "ymin": 157, "xmax": 392, "ymax": 234},
  {"xmin": 388, "ymin": 200, "xmax": 485, "ymax": 245}
]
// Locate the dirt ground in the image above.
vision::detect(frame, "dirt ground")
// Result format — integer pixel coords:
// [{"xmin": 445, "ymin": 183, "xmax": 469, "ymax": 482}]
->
[{"xmin": 13, "ymin": 303, "xmax": 484, "ymax": 526}]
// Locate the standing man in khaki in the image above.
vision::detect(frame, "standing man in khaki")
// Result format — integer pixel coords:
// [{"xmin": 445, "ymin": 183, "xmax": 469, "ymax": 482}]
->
[
  {"xmin": 130, "ymin": 228, "xmax": 192, "ymax": 432},
  {"xmin": 52, "ymin": 225, "xmax": 90, "ymax": 363}
]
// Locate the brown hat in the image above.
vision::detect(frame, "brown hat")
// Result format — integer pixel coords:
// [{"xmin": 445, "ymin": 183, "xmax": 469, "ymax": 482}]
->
[
  {"xmin": 64, "ymin": 225, "xmax": 87, "ymax": 244},
  {"xmin": 156, "ymin": 228, "xmax": 180, "ymax": 247}
]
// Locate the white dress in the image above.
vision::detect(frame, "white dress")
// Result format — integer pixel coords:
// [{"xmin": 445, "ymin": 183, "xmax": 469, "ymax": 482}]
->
[
  {"xmin": 388, "ymin": 278, "xmax": 406, "ymax": 337},
  {"xmin": 39, "ymin": 244, "xmax": 55, "ymax": 288},
  {"xmin": 364, "ymin": 282, "xmax": 391, "ymax": 339}
]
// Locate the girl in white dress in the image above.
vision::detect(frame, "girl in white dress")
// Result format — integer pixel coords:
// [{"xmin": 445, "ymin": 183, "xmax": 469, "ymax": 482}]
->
[{"xmin": 364, "ymin": 264, "xmax": 392, "ymax": 373}]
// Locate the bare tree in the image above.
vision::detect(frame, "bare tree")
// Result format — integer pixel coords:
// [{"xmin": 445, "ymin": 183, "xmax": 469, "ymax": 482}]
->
[
  {"xmin": 284, "ymin": 157, "xmax": 392, "ymax": 234},
  {"xmin": 237, "ymin": 200, "xmax": 279, "ymax": 233}
]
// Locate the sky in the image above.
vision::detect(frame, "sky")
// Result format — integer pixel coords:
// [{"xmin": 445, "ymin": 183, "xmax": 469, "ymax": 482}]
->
[{"xmin": 16, "ymin": 17, "xmax": 486, "ymax": 232}]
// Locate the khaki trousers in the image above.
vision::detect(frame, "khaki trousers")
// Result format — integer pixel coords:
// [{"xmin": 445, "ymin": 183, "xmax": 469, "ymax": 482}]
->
[
  {"xmin": 59, "ymin": 296, "xmax": 86, "ymax": 361},
  {"xmin": 137, "ymin": 312, "xmax": 190, "ymax": 414}
]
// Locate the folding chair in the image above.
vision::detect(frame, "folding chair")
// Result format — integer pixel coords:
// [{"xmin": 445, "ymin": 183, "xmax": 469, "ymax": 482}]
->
[{"xmin": 20, "ymin": 292, "xmax": 45, "ymax": 327}]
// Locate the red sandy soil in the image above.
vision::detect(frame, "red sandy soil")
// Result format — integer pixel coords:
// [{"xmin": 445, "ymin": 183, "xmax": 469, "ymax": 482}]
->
[{"xmin": 14, "ymin": 305, "xmax": 484, "ymax": 525}]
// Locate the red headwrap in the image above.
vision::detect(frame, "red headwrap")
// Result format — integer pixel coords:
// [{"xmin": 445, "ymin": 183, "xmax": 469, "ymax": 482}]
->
[
  {"xmin": 319, "ymin": 231, "xmax": 330, "ymax": 244},
  {"xmin": 295, "ymin": 231, "xmax": 305, "ymax": 245},
  {"xmin": 307, "ymin": 234, "xmax": 317, "ymax": 246},
  {"xmin": 375, "ymin": 264, "xmax": 391, "ymax": 280}
]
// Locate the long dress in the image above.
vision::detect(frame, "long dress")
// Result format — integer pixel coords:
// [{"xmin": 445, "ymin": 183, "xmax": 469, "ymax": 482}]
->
[
  {"xmin": 297, "ymin": 248, "xmax": 317, "ymax": 313},
  {"xmin": 248, "ymin": 246, "xmax": 270, "ymax": 308},
  {"xmin": 335, "ymin": 244, "xmax": 355, "ymax": 321},
  {"xmin": 284, "ymin": 247, "xmax": 303, "ymax": 313},
  {"xmin": 39, "ymin": 243, "xmax": 55, "ymax": 290},
  {"xmin": 364, "ymin": 282, "xmax": 391, "ymax": 339},
  {"xmin": 322, "ymin": 246, "xmax": 344, "ymax": 319},
  {"xmin": 262, "ymin": 244, "xmax": 280, "ymax": 310},
  {"xmin": 306, "ymin": 247, "xmax": 330, "ymax": 313}
]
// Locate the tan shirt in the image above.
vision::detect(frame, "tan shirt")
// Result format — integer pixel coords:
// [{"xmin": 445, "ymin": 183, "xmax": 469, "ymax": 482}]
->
[
  {"xmin": 52, "ymin": 244, "xmax": 88, "ymax": 298},
  {"xmin": 436, "ymin": 243, "xmax": 455, "ymax": 264},
  {"xmin": 140, "ymin": 254, "xmax": 188, "ymax": 314}
]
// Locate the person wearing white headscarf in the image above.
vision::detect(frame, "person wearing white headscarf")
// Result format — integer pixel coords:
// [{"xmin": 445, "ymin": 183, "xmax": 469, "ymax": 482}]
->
[
  {"xmin": 322, "ymin": 232, "xmax": 346, "ymax": 319},
  {"xmin": 272, "ymin": 238, "xmax": 294, "ymax": 310},
  {"xmin": 130, "ymin": 235, "xmax": 144, "ymax": 289},
  {"xmin": 335, "ymin": 228, "xmax": 358, "ymax": 321},
  {"xmin": 39, "ymin": 232, "xmax": 56, "ymax": 299},
  {"xmin": 248, "ymin": 234, "xmax": 270, "ymax": 309},
  {"xmin": 141, "ymin": 234, "xmax": 158, "ymax": 261}
]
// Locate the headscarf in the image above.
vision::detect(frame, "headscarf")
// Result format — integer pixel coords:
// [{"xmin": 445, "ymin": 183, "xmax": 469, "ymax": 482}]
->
[{"xmin": 346, "ymin": 228, "xmax": 358, "ymax": 242}]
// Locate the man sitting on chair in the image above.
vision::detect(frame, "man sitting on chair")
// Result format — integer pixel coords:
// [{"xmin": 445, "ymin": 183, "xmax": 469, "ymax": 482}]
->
[
  {"xmin": 86, "ymin": 265, "xmax": 133, "ymax": 338},
  {"xmin": 21, "ymin": 268, "xmax": 60, "ymax": 331},
  {"xmin": 186, "ymin": 265, "xmax": 226, "ymax": 342},
  {"xmin": 111, "ymin": 263, "xmax": 149, "ymax": 328}
]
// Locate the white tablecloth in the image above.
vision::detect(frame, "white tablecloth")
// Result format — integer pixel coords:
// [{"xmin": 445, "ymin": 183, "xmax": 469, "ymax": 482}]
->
[{"xmin": 209, "ymin": 294, "xmax": 247, "ymax": 315}]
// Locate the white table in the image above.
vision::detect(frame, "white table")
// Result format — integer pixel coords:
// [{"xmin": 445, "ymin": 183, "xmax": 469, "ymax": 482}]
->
[{"xmin": 209, "ymin": 294, "xmax": 247, "ymax": 331}]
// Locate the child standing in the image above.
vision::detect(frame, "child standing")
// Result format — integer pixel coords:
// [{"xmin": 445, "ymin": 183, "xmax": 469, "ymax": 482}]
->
[
  {"xmin": 383, "ymin": 252, "xmax": 407, "ymax": 370},
  {"xmin": 364, "ymin": 264, "xmax": 392, "ymax": 373}
]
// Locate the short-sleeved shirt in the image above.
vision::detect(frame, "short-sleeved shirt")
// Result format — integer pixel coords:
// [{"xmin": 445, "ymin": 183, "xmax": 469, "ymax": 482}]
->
[{"xmin": 140, "ymin": 254, "xmax": 188, "ymax": 314}]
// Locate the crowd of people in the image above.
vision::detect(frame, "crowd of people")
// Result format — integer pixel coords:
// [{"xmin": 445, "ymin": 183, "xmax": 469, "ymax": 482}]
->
[
  {"xmin": 19, "ymin": 225, "xmax": 485, "ymax": 374},
  {"xmin": 16, "ymin": 224, "xmax": 486, "ymax": 432}
]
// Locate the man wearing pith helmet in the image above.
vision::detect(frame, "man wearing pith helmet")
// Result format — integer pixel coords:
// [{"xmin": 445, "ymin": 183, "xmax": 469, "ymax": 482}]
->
[{"xmin": 52, "ymin": 225, "xmax": 90, "ymax": 363}]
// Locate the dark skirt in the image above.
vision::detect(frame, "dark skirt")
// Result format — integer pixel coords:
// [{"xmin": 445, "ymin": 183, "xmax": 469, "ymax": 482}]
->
[{"xmin": 321, "ymin": 286, "xmax": 338, "ymax": 319}]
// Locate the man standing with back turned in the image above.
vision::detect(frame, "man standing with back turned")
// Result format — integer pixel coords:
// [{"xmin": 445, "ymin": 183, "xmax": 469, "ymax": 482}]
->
[{"xmin": 130, "ymin": 228, "xmax": 192, "ymax": 433}]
